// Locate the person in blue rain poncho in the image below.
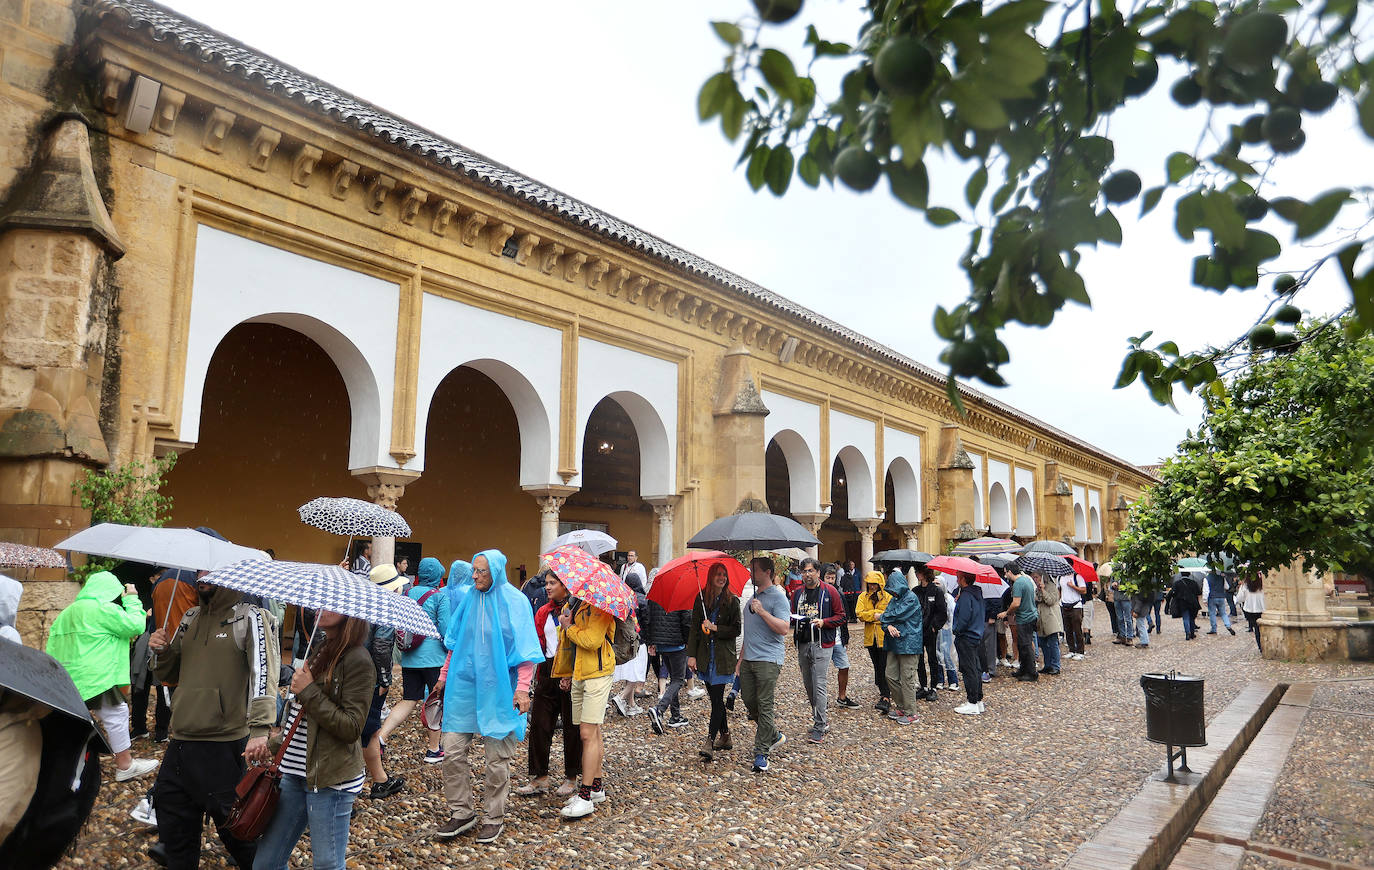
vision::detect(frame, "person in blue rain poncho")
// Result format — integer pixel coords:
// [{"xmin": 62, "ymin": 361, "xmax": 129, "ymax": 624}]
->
[{"xmin": 433, "ymin": 550, "xmax": 542, "ymax": 846}]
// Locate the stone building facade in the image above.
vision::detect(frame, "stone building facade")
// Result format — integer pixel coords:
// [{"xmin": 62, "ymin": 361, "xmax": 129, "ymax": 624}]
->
[{"xmin": 0, "ymin": 0, "xmax": 1155, "ymax": 644}]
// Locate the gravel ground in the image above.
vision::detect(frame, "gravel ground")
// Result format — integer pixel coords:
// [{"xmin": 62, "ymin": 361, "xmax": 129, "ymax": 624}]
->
[{"xmin": 54, "ymin": 607, "xmax": 1374, "ymax": 870}]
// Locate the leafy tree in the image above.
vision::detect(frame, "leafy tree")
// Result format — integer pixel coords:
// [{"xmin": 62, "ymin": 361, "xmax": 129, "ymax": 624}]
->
[
  {"xmin": 1114, "ymin": 317, "xmax": 1374, "ymax": 592},
  {"xmin": 700, "ymin": 0, "xmax": 1374, "ymax": 408},
  {"xmin": 70, "ymin": 454, "xmax": 177, "ymax": 578}
]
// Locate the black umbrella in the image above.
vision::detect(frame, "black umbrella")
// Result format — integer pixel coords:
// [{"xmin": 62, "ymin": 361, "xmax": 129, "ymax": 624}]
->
[
  {"xmin": 0, "ymin": 641, "xmax": 109, "ymax": 753},
  {"xmin": 871, "ymin": 549, "xmax": 935, "ymax": 565},
  {"xmin": 686, "ymin": 512, "xmax": 820, "ymax": 551},
  {"xmin": 1020, "ymin": 540, "xmax": 1076, "ymax": 556},
  {"xmin": 977, "ymin": 553, "xmax": 1018, "ymax": 568}
]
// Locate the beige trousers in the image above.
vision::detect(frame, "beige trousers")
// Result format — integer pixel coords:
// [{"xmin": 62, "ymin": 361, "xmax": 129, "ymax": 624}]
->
[{"xmin": 442, "ymin": 732, "xmax": 518, "ymax": 824}]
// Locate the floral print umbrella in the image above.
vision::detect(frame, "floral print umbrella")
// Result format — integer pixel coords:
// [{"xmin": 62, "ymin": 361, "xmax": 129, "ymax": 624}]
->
[
  {"xmin": 0, "ymin": 541, "xmax": 67, "ymax": 569},
  {"xmin": 541, "ymin": 544, "xmax": 635, "ymax": 619}
]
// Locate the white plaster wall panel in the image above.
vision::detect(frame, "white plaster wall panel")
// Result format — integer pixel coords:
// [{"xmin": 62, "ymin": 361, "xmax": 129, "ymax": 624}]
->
[
  {"xmin": 988, "ymin": 458, "xmax": 1011, "ymax": 498},
  {"xmin": 1072, "ymin": 484, "xmax": 1089, "ymax": 542},
  {"xmin": 181, "ymin": 225, "xmax": 397, "ymax": 470},
  {"xmin": 762, "ymin": 390, "xmax": 822, "ymax": 514},
  {"xmin": 414, "ymin": 294, "xmax": 562, "ymax": 486},
  {"xmin": 988, "ymin": 482, "xmax": 1011, "ymax": 535},
  {"xmin": 1014, "ymin": 466, "xmax": 1036, "ymax": 535},
  {"xmin": 968, "ymin": 453, "xmax": 984, "ymax": 529},
  {"xmin": 883, "ymin": 427, "xmax": 923, "ymax": 523},
  {"xmin": 1072, "ymin": 484, "xmax": 1087, "ymax": 514},
  {"xmin": 574, "ymin": 338, "xmax": 677, "ymax": 497},
  {"xmin": 1088, "ymin": 489, "xmax": 1103, "ymax": 542},
  {"xmin": 829, "ymin": 410, "xmax": 878, "ymax": 518}
]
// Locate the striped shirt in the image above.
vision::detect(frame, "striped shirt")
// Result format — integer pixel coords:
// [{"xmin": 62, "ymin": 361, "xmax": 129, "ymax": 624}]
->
[{"xmin": 278, "ymin": 703, "xmax": 365, "ymax": 794}]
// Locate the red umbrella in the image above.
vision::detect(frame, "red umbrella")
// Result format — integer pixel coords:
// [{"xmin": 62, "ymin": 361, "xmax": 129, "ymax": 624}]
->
[
  {"xmin": 1065, "ymin": 554, "xmax": 1099, "ymax": 585},
  {"xmin": 648, "ymin": 551, "xmax": 749, "ymax": 612},
  {"xmin": 927, "ymin": 555, "xmax": 1002, "ymax": 585}
]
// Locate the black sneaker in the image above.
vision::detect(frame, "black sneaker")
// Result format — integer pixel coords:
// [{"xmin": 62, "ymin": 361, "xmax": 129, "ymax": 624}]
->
[
  {"xmin": 837, "ymin": 696, "xmax": 860, "ymax": 709},
  {"xmin": 370, "ymin": 775, "xmax": 405, "ymax": 800},
  {"xmin": 434, "ymin": 814, "xmax": 478, "ymax": 839},
  {"xmin": 666, "ymin": 714, "xmax": 689, "ymax": 729},
  {"xmin": 648, "ymin": 707, "xmax": 664, "ymax": 735},
  {"xmin": 725, "ymin": 690, "xmax": 737, "ymax": 711},
  {"xmin": 1227, "ymin": 626, "xmax": 1236, "ymax": 635}
]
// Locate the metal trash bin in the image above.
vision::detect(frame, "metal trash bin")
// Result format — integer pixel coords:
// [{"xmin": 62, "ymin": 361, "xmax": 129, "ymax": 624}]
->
[{"xmin": 1140, "ymin": 672, "xmax": 1205, "ymax": 780}]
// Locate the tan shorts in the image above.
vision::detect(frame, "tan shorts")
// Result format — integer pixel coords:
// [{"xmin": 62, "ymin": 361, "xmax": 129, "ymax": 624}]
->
[{"xmin": 570, "ymin": 673, "xmax": 613, "ymax": 725}]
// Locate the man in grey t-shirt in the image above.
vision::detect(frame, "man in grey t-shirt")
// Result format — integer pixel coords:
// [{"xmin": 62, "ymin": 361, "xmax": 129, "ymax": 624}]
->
[{"xmin": 740, "ymin": 557, "xmax": 791, "ymax": 773}]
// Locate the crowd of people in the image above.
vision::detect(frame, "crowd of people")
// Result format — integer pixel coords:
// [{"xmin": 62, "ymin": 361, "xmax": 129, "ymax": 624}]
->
[{"xmin": 1, "ymin": 538, "xmax": 1270, "ymax": 868}]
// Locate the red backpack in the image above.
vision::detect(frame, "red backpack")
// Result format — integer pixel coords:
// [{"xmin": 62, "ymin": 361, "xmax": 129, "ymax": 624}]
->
[{"xmin": 396, "ymin": 587, "xmax": 440, "ymax": 652}]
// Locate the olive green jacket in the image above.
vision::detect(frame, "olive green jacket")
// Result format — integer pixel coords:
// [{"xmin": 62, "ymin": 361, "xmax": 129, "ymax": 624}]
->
[{"xmin": 274, "ymin": 645, "xmax": 373, "ymax": 790}]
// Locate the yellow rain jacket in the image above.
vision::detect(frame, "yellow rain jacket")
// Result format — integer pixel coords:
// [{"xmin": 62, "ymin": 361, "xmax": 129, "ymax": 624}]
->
[{"xmin": 855, "ymin": 571, "xmax": 892, "ymax": 649}]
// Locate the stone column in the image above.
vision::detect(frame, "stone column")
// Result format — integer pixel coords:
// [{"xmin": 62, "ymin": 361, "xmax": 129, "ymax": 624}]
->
[
  {"xmin": 899, "ymin": 523, "xmax": 922, "ymax": 551},
  {"xmin": 645, "ymin": 496, "xmax": 680, "ymax": 567},
  {"xmin": 711, "ymin": 346, "xmax": 771, "ymax": 519},
  {"xmin": 936, "ymin": 431, "xmax": 976, "ymax": 544},
  {"xmin": 1259, "ymin": 559, "xmax": 1351, "ymax": 661},
  {"xmin": 793, "ymin": 512, "xmax": 828, "ymax": 559},
  {"xmin": 523, "ymin": 485, "xmax": 578, "ymax": 557},
  {"xmin": 854, "ymin": 518, "xmax": 881, "ymax": 575},
  {"xmin": 351, "ymin": 467, "xmax": 421, "ymax": 570}
]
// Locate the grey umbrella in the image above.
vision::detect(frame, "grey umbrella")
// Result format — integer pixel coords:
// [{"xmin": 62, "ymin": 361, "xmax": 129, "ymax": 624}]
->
[
  {"xmin": 1020, "ymin": 540, "xmax": 1076, "ymax": 556},
  {"xmin": 871, "ymin": 548, "xmax": 935, "ymax": 565},
  {"xmin": 0, "ymin": 639, "xmax": 110, "ymax": 753},
  {"xmin": 686, "ymin": 512, "xmax": 820, "ymax": 551}
]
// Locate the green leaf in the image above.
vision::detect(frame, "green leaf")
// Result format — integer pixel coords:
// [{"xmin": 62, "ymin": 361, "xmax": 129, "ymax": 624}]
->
[
  {"xmin": 745, "ymin": 146, "xmax": 769, "ymax": 192},
  {"xmin": 1050, "ymin": 266, "xmax": 1091, "ymax": 306},
  {"xmin": 764, "ymin": 145, "xmax": 794, "ymax": 196},
  {"xmin": 1167, "ymin": 152, "xmax": 1198, "ymax": 183},
  {"xmin": 949, "ymin": 78, "xmax": 1009, "ymax": 130},
  {"xmin": 1295, "ymin": 189, "xmax": 1351, "ymax": 240},
  {"xmin": 887, "ymin": 161, "xmax": 930, "ymax": 210},
  {"xmin": 985, "ymin": 31, "xmax": 1048, "ymax": 86},
  {"xmin": 1141, "ymin": 186, "xmax": 1165, "ymax": 216},
  {"xmin": 759, "ymin": 49, "xmax": 801, "ymax": 102},
  {"xmin": 980, "ymin": 0, "xmax": 1052, "ymax": 31},
  {"xmin": 927, "ymin": 207, "xmax": 961, "ymax": 227},
  {"xmin": 965, "ymin": 165, "xmax": 989, "ymax": 208},
  {"xmin": 711, "ymin": 21, "xmax": 743, "ymax": 46},
  {"xmin": 1336, "ymin": 242, "xmax": 1374, "ymax": 328},
  {"xmin": 1358, "ymin": 88, "xmax": 1374, "ymax": 139},
  {"xmin": 991, "ymin": 179, "xmax": 1016, "ymax": 212},
  {"xmin": 797, "ymin": 153, "xmax": 821, "ymax": 187},
  {"xmin": 721, "ymin": 88, "xmax": 746, "ymax": 139},
  {"xmin": 1200, "ymin": 190, "xmax": 1246, "ymax": 250},
  {"xmin": 1115, "ymin": 352, "xmax": 1141, "ymax": 388},
  {"xmin": 698, "ymin": 72, "xmax": 732, "ymax": 121},
  {"xmin": 1098, "ymin": 210, "xmax": 1123, "ymax": 246},
  {"xmin": 1270, "ymin": 197, "xmax": 1305, "ymax": 223}
]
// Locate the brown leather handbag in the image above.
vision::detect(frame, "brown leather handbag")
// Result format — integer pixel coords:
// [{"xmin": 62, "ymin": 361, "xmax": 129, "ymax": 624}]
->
[{"xmin": 225, "ymin": 710, "xmax": 304, "ymax": 841}]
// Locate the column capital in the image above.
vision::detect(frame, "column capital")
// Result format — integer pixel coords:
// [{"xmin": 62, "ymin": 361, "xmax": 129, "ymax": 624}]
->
[
  {"xmin": 644, "ymin": 495, "xmax": 680, "ymax": 519},
  {"xmin": 523, "ymin": 484, "xmax": 579, "ymax": 516},
  {"xmin": 898, "ymin": 522, "xmax": 922, "ymax": 548},
  {"xmin": 853, "ymin": 518, "xmax": 881, "ymax": 540},
  {"xmin": 792, "ymin": 511, "xmax": 829, "ymax": 536},
  {"xmin": 350, "ymin": 467, "xmax": 421, "ymax": 510}
]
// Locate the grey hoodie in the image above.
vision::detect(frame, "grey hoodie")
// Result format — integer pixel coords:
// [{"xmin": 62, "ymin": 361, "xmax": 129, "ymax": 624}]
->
[{"xmin": 0, "ymin": 574, "xmax": 21, "ymax": 643}]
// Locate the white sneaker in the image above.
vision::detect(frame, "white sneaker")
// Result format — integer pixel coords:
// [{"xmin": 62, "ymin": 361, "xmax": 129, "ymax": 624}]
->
[
  {"xmin": 130, "ymin": 797, "xmax": 157, "ymax": 827},
  {"xmin": 977, "ymin": 701, "xmax": 985, "ymax": 713},
  {"xmin": 563, "ymin": 789, "xmax": 605, "ymax": 805},
  {"xmin": 560, "ymin": 795, "xmax": 597, "ymax": 819},
  {"xmin": 687, "ymin": 687, "xmax": 706, "ymax": 700},
  {"xmin": 115, "ymin": 758, "xmax": 159, "ymax": 782},
  {"xmin": 1072, "ymin": 653, "xmax": 1085, "ymax": 660},
  {"xmin": 954, "ymin": 702, "xmax": 982, "ymax": 715}
]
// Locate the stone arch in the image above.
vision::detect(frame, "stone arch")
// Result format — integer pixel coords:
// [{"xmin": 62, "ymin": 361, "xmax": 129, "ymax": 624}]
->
[
  {"xmin": 182, "ymin": 312, "xmax": 383, "ymax": 471},
  {"xmin": 988, "ymin": 481, "xmax": 1011, "ymax": 535},
  {"xmin": 769, "ymin": 429, "xmax": 820, "ymax": 515},
  {"xmin": 1089, "ymin": 505, "xmax": 1102, "ymax": 542},
  {"xmin": 414, "ymin": 358, "xmax": 553, "ymax": 488},
  {"xmin": 885, "ymin": 456, "xmax": 920, "ymax": 524},
  {"xmin": 576, "ymin": 390, "xmax": 672, "ymax": 497},
  {"xmin": 835, "ymin": 445, "xmax": 875, "ymax": 519},
  {"xmin": 1015, "ymin": 487, "xmax": 1035, "ymax": 536},
  {"xmin": 1074, "ymin": 503, "xmax": 1088, "ymax": 541}
]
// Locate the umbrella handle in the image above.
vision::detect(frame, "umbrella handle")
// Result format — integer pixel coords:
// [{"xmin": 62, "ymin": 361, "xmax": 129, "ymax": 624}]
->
[{"xmin": 287, "ymin": 620, "xmax": 320, "ymax": 702}]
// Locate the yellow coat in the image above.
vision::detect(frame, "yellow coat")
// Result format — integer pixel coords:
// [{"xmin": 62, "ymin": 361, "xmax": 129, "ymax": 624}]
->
[
  {"xmin": 855, "ymin": 587, "xmax": 892, "ymax": 648},
  {"xmin": 552, "ymin": 602, "xmax": 616, "ymax": 680}
]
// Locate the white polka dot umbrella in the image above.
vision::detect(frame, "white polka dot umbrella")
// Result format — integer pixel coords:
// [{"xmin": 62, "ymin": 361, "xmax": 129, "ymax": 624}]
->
[{"xmin": 297, "ymin": 497, "xmax": 412, "ymax": 538}]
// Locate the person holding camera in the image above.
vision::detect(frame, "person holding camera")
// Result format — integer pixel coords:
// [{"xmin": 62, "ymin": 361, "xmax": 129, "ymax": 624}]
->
[{"xmin": 789, "ymin": 558, "xmax": 846, "ymax": 745}]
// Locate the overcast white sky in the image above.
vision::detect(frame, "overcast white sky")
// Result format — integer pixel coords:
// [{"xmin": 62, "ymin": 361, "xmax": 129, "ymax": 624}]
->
[{"xmin": 159, "ymin": 0, "xmax": 1368, "ymax": 466}]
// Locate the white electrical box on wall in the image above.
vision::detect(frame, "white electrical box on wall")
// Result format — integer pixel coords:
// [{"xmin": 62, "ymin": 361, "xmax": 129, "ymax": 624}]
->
[{"xmin": 124, "ymin": 75, "xmax": 161, "ymax": 134}]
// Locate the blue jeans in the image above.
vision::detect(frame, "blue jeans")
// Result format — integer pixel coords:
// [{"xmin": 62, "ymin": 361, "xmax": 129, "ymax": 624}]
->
[
  {"xmin": 1135, "ymin": 615, "xmax": 1151, "ymax": 645},
  {"xmin": 937, "ymin": 628, "xmax": 957, "ymax": 685},
  {"xmin": 1115, "ymin": 599, "xmax": 1135, "ymax": 639},
  {"xmin": 1182, "ymin": 609, "xmax": 1197, "ymax": 638},
  {"xmin": 1207, "ymin": 597, "xmax": 1233, "ymax": 632},
  {"xmin": 1037, "ymin": 632, "xmax": 1060, "ymax": 671},
  {"xmin": 254, "ymin": 774, "xmax": 356, "ymax": 870}
]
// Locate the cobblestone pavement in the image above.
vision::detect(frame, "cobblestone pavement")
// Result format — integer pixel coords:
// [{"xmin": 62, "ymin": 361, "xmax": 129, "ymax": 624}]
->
[{"xmin": 57, "ymin": 606, "xmax": 1374, "ymax": 869}]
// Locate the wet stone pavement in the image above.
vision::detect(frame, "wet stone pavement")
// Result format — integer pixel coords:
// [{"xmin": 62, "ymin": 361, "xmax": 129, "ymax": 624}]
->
[{"xmin": 57, "ymin": 607, "xmax": 1374, "ymax": 869}]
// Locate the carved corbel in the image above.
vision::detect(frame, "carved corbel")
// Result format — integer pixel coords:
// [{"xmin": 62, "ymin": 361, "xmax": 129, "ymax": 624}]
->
[
  {"xmin": 488, "ymin": 222, "xmax": 515, "ymax": 256},
  {"xmin": 514, "ymin": 232, "xmax": 540, "ymax": 265},
  {"xmin": 399, "ymin": 188, "xmax": 428, "ymax": 225},
  {"xmin": 698, "ymin": 302, "xmax": 719, "ymax": 328},
  {"xmin": 731, "ymin": 316, "xmax": 751, "ymax": 341},
  {"xmin": 538, "ymin": 242, "xmax": 564, "ymax": 274},
  {"xmin": 658, "ymin": 287, "xmax": 682, "ymax": 314},
  {"xmin": 99, "ymin": 62, "xmax": 130, "ymax": 114},
  {"xmin": 586, "ymin": 258, "xmax": 611, "ymax": 290},
  {"xmin": 203, "ymin": 107, "xmax": 236, "ymax": 153},
  {"xmin": 366, "ymin": 174, "xmax": 396, "ymax": 214},
  {"xmin": 432, "ymin": 199, "xmax": 458, "ymax": 235},
  {"xmin": 645, "ymin": 283, "xmax": 669, "ymax": 311},
  {"xmin": 247, "ymin": 126, "xmax": 281, "ymax": 171},
  {"xmin": 716, "ymin": 311, "xmax": 736, "ymax": 335},
  {"xmin": 460, "ymin": 210, "xmax": 488, "ymax": 246},
  {"xmin": 608, "ymin": 267, "xmax": 631, "ymax": 297},
  {"xmin": 563, "ymin": 251, "xmax": 587, "ymax": 282},
  {"xmin": 150, "ymin": 86, "xmax": 185, "ymax": 135},
  {"xmin": 743, "ymin": 321, "xmax": 763, "ymax": 345},
  {"xmin": 625, "ymin": 275, "xmax": 649, "ymax": 304},
  {"xmin": 681, "ymin": 295, "xmax": 702, "ymax": 322},
  {"xmin": 330, "ymin": 160, "xmax": 359, "ymax": 199},
  {"xmin": 818, "ymin": 350, "xmax": 834, "ymax": 370},
  {"xmin": 292, "ymin": 144, "xmax": 323, "ymax": 186},
  {"xmin": 837, "ymin": 359, "xmax": 853, "ymax": 378}
]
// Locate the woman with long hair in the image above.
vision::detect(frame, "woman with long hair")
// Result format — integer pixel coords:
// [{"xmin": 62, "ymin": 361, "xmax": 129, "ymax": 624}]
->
[
  {"xmin": 686, "ymin": 563, "xmax": 741, "ymax": 762},
  {"xmin": 251, "ymin": 610, "xmax": 374, "ymax": 870},
  {"xmin": 854, "ymin": 570, "xmax": 892, "ymax": 712},
  {"xmin": 1236, "ymin": 577, "xmax": 1265, "ymax": 652}
]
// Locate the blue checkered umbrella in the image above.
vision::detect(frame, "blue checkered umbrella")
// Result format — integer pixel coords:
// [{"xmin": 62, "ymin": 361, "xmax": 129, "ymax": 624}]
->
[
  {"xmin": 201, "ymin": 559, "xmax": 437, "ymax": 637},
  {"xmin": 297, "ymin": 497, "xmax": 412, "ymax": 538},
  {"xmin": 1012, "ymin": 552, "xmax": 1073, "ymax": 577}
]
